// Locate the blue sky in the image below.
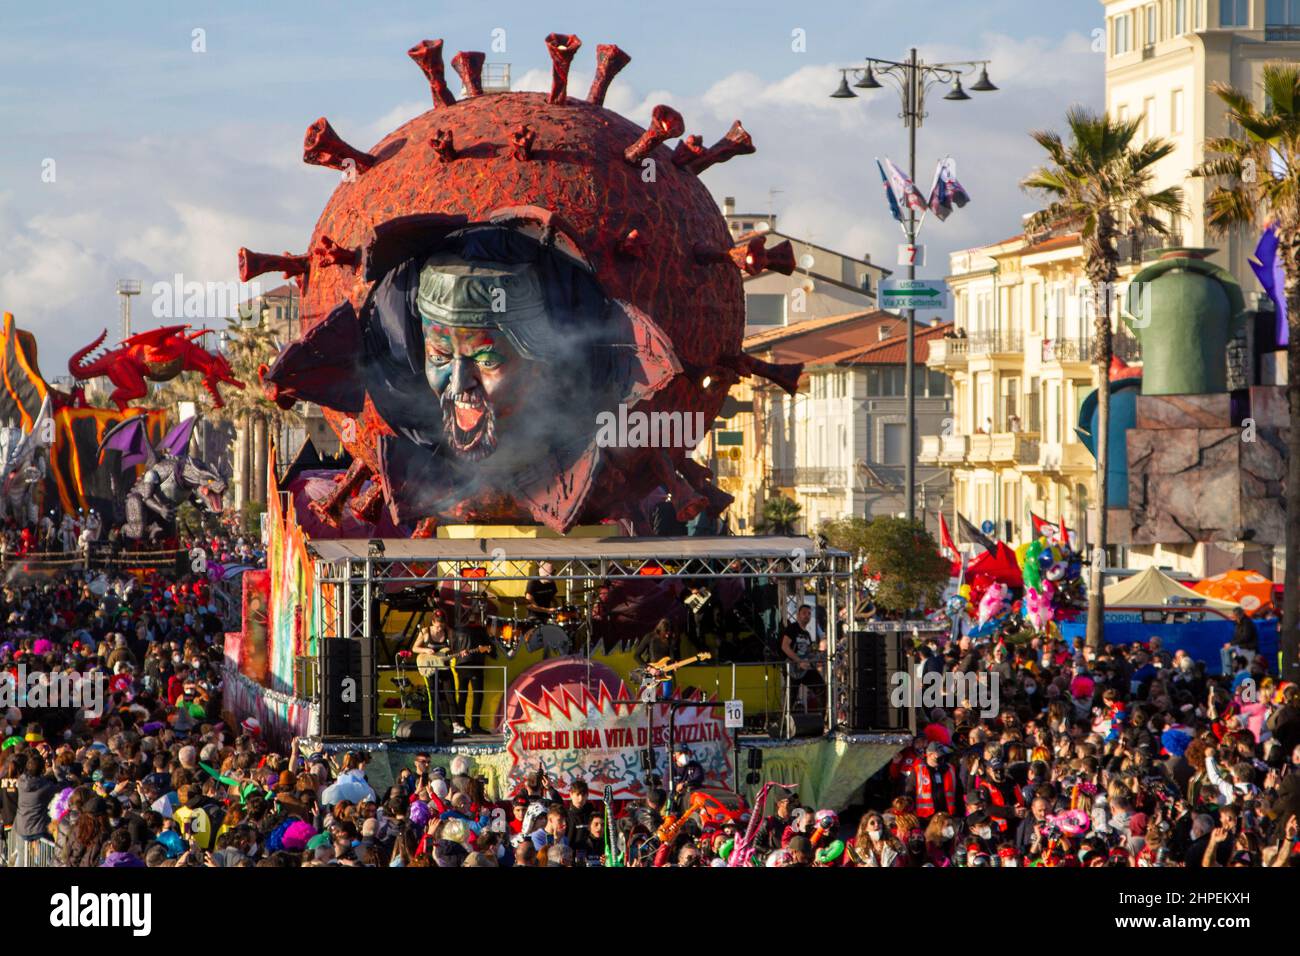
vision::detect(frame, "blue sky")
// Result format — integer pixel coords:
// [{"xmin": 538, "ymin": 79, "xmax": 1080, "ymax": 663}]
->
[{"xmin": 0, "ymin": 0, "xmax": 1103, "ymax": 370}]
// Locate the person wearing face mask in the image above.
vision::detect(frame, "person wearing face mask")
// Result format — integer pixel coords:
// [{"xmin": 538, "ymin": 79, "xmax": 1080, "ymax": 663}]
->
[
  {"xmin": 845, "ymin": 811, "xmax": 905, "ymax": 867},
  {"xmin": 975, "ymin": 756, "xmax": 1024, "ymax": 836},
  {"xmin": 907, "ymin": 741, "xmax": 961, "ymax": 822},
  {"xmin": 922, "ymin": 812, "xmax": 958, "ymax": 866},
  {"xmin": 669, "ymin": 745, "xmax": 704, "ymax": 813}
]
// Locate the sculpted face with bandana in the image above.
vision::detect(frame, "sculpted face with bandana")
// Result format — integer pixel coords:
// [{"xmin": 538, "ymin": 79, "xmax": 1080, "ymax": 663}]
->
[{"xmin": 416, "ymin": 255, "xmax": 558, "ymax": 465}]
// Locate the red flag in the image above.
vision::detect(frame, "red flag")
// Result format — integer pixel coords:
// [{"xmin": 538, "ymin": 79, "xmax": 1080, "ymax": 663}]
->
[
  {"xmin": 939, "ymin": 512, "xmax": 957, "ymax": 557},
  {"xmin": 1059, "ymin": 515, "xmax": 1070, "ymax": 549},
  {"xmin": 1030, "ymin": 512, "xmax": 1051, "ymax": 538}
]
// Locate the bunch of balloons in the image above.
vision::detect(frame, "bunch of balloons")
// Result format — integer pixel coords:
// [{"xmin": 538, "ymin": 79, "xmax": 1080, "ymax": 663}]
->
[{"xmin": 1015, "ymin": 534, "xmax": 1083, "ymax": 634}]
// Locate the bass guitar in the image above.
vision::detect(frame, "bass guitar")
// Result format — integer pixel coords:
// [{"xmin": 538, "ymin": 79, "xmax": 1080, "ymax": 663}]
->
[{"xmin": 630, "ymin": 652, "xmax": 712, "ymax": 701}]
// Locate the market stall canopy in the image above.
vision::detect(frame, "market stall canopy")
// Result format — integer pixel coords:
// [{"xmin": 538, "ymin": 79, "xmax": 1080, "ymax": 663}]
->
[
  {"xmin": 1191, "ymin": 570, "xmax": 1275, "ymax": 616},
  {"xmin": 1103, "ymin": 566, "xmax": 1238, "ymax": 612}
]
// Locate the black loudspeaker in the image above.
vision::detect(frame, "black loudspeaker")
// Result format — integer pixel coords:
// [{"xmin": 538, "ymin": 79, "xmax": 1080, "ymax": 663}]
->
[
  {"xmin": 320, "ymin": 637, "xmax": 378, "ymax": 738},
  {"xmin": 769, "ymin": 712, "xmax": 824, "ymax": 739},
  {"xmin": 843, "ymin": 630, "xmax": 909, "ymax": 731},
  {"xmin": 394, "ymin": 719, "xmax": 452, "ymax": 743}
]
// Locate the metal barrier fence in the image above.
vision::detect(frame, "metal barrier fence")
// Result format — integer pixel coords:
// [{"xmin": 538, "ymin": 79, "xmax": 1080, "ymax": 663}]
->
[
  {"xmin": 1, "ymin": 832, "xmax": 59, "ymax": 867},
  {"xmin": 381, "ymin": 662, "xmax": 510, "ymax": 732},
  {"xmin": 0, "ymin": 544, "xmax": 185, "ymax": 573}
]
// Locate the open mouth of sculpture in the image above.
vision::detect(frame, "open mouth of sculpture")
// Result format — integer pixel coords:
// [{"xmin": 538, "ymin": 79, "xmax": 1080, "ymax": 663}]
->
[
  {"xmin": 443, "ymin": 391, "xmax": 496, "ymax": 457},
  {"xmin": 201, "ymin": 486, "xmax": 224, "ymax": 512}
]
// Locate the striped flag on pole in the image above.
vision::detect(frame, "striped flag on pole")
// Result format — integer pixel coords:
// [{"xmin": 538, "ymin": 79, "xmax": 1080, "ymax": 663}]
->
[
  {"xmin": 880, "ymin": 156, "xmax": 927, "ymax": 215},
  {"xmin": 876, "ymin": 159, "xmax": 903, "ymax": 223}
]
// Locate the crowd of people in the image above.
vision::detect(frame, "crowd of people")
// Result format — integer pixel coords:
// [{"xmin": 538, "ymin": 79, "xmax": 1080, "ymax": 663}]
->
[
  {"xmin": 1, "ymin": 500, "xmax": 1297, "ymax": 868},
  {"xmin": 874, "ymin": 632, "xmax": 1300, "ymax": 867}
]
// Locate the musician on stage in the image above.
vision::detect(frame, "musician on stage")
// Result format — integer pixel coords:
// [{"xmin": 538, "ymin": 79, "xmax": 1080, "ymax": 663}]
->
[
  {"xmin": 452, "ymin": 610, "xmax": 497, "ymax": 735},
  {"xmin": 633, "ymin": 617, "xmax": 681, "ymax": 668},
  {"xmin": 781, "ymin": 603, "xmax": 826, "ymax": 708},
  {"xmin": 525, "ymin": 561, "xmax": 559, "ymax": 621},
  {"xmin": 411, "ymin": 612, "xmax": 457, "ymax": 726}
]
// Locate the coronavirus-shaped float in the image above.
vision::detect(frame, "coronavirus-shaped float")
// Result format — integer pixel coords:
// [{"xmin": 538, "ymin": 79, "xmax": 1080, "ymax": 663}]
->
[{"xmin": 245, "ymin": 35, "xmax": 800, "ymax": 535}]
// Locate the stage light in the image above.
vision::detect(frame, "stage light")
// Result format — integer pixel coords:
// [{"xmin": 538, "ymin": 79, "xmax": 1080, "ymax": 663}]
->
[{"xmin": 367, "ymin": 538, "xmax": 385, "ymax": 557}]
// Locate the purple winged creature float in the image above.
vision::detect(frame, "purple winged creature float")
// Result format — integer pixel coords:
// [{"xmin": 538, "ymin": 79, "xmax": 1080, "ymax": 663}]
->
[{"xmin": 96, "ymin": 416, "xmax": 228, "ymax": 541}]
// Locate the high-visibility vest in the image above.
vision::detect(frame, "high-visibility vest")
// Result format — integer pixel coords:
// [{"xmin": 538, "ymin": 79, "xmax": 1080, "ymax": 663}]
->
[
  {"xmin": 915, "ymin": 765, "xmax": 957, "ymax": 817},
  {"xmin": 980, "ymin": 779, "xmax": 1021, "ymax": 833}
]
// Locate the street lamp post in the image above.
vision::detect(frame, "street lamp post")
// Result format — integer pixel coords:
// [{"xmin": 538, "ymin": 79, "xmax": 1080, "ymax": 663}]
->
[{"xmin": 832, "ymin": 51, "xmax": 996, "ymax": 528}]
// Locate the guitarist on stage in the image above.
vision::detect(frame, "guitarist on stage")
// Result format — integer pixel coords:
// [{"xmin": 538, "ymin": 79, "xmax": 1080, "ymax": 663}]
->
[
  {"xmin": 632, "ymin": 618, "xmax": 681, "ymax": 696},
  {"xmin": 411, "ymin": 613, "xmax": 457, "ymax": 725},
  {"xmin": 452, "ymin": 611, "xmax": 497, "ymax": 735}
]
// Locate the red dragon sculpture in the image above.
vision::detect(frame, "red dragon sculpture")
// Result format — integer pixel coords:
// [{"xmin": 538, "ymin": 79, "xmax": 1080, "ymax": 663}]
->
[{"xmin": 68, "ymin": 325, "xmax": 244, "ymax": 411}]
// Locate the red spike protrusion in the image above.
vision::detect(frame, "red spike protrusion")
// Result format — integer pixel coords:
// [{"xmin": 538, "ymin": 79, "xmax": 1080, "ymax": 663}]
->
[
  {"xmin": 545, "ymin": 33, "xmax": 582, "ymax": 105},
  {"xmin": 407, "ymin": 39, "xmax": 457, "ymax": 107},
  {"xmin": 687, "ymin": 120, "xmax": 755, "ymax": 174},
  {"xmin": 303, "ymin": 118, "xmax": 376, "ymax": 173},
  {"xmin": 617, "ymin": 229, "xmax": 647, "ymax": 258},
  {"xmin": 510, "ymin": 124, "xmax": 537, "ymax": 161},
  {"xmin": 721, "ymin": 352, "xmax": 804, "ymax": 396},
  {"xmin": 672, "ymin": 135, "xmax": 706, "ymax": 167},
  {"xmin": 313, "ymin": 235, "xmax": 359, "ymax": 270},
  {"xmin": 731, "ymin": 236, "xmax": 796, "ymax": 276},
  {"xmin": 239, "ymin": 248, "xmax": 309, "ymax": 283},
  {"xmin": 451, "ymin": 51, "xmax": 486, "ymax": 97},
  {"xmin": 647, "ymin": 451, "xmax": 708, "ymax": 523},
  {"xmin": 587, "ymin": 44, "xmax": 630, "ymax": 105},
  {"xmin": 692, "ymin": 244, "xmax": 731, "ymax": 267},
  {"xmin": 430, "ymin": 128, "xmax": 457, "ymax": 161},
  {"xmin": 624, "ymin": 105, "xmax": 684, "ymax": 165}
]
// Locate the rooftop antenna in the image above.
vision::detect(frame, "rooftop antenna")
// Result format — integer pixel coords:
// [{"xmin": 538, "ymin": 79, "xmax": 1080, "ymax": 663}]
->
[
  {"xmin": 116, "ymin": 279, "xmax": 141, "ymax": 342},
  {"xmin": 767, "ymin": 187, "xmax": 784, "ymax": 218}
]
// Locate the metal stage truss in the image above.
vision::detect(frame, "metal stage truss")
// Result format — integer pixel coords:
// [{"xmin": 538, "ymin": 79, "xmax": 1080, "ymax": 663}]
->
[{"xmin": 309, "ymin": 535, "xmax": 853, "ymax": 732}]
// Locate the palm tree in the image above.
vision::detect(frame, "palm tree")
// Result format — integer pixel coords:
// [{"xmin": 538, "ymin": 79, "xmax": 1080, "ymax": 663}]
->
[
  {"xmin": 1022, "ymin": 106, "xmax": 1186, "ymax": 650},
  {"xmin": 759, "ymin": 495, "xmax": 802, "ymax": 535},
  {"xmin": 1191, "ymin": 63, "xmax": 1300, "ymax": 680}
]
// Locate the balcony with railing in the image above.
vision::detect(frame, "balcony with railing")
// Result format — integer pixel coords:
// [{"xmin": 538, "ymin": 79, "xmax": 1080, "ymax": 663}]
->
[
  {"xmin": 918, "ymin": 434, "xmax": 942, "ymax": 464},
  {"xmin": 1040, "ymin": 334, "xmax": 1141, "ymax": 365},
  {"xmin": 1266, "ymin": 24, "xmax": 1300, "ymax": 40},
  {"xmin": 990, "ymin": 432, "xmax": 1039, "ymax": 463},
  {"xmin": 1041, "ymin": 337, "xmax": 1092, "ymax": 364},
  {"xmin": 926, "ymin": 335, "xmax": 968, "ymax": 368},
  {"xmin": 792, "ymin": 467, "xmax": 846, "ymax": 489},
  {"xmin": 967, "ymin": 434, "xmax": 992, "ymax": 463},
  {"xmin": 937, "ymin": 434, "xmax": 968, "ymax": 463},
  {"xmin": 966, "ymin": 329, "xmax": 1022, "ymax": 357}
]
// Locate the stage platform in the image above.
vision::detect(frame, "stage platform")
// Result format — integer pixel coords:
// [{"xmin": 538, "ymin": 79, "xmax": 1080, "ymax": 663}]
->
[{"xmin": 299, "ymin": 730, "xmax": 908, "ymax": 811}]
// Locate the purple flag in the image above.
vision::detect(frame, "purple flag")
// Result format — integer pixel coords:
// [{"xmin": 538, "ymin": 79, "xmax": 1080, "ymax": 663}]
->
[
  {"xmin": 1250, "ymin": 226, "xmax": 1289, "ymax": 346},
  {"xmin": 927, "ymin": 156, "xmax": 971, "ymax": 222}
]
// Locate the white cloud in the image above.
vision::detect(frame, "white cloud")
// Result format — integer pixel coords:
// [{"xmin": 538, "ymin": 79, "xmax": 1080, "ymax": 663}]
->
[{"xmin": 0, "ymin": 29, "xmax": 1101, "ymax": 376}]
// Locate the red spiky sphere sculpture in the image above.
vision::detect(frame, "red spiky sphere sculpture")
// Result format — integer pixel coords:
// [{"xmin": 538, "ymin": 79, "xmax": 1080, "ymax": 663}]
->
[{"xmin": 244, "ymin": 37, "xmax": 797, "ymax": 530}]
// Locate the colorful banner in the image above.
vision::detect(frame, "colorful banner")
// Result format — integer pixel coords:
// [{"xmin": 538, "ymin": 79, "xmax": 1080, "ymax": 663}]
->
[
  {"xmin": 502, "ymin": 659, "xmax": 732, "ymax": 800},
  {"xmin": 220, "ymin": 665, "xmax": 317, "ymax": 747},
  {"xmin": 265, "ymin": 445, "xmax": 317, "ymax": 694},
  {"xmin": 239, "ymin": 569, "xmax": 271, "ymax": 684}
]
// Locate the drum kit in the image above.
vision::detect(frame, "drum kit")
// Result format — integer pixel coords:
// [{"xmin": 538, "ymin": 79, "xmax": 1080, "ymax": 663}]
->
[{"xmin": 485, "ymin": 602, "xmax": 587, "ymax": 657}]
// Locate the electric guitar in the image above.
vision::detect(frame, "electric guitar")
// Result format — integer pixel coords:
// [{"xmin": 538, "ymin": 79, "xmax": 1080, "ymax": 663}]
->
[
  {"xmin": 633, "ymin": 792, "xmax": 710, "ymax": 861},
  {"xmin": 630, "ymin": 652, "xmax": 712, "ymax": 689},
  {"xmin": 417, "ymin": 644, "xmax": 491, "ymax": 669}
]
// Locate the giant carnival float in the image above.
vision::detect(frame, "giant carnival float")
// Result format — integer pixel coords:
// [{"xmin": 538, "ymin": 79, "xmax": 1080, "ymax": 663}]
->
[{"xmin": 213, "ymin": 33, "xmax": 902, "ymax": 811}]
